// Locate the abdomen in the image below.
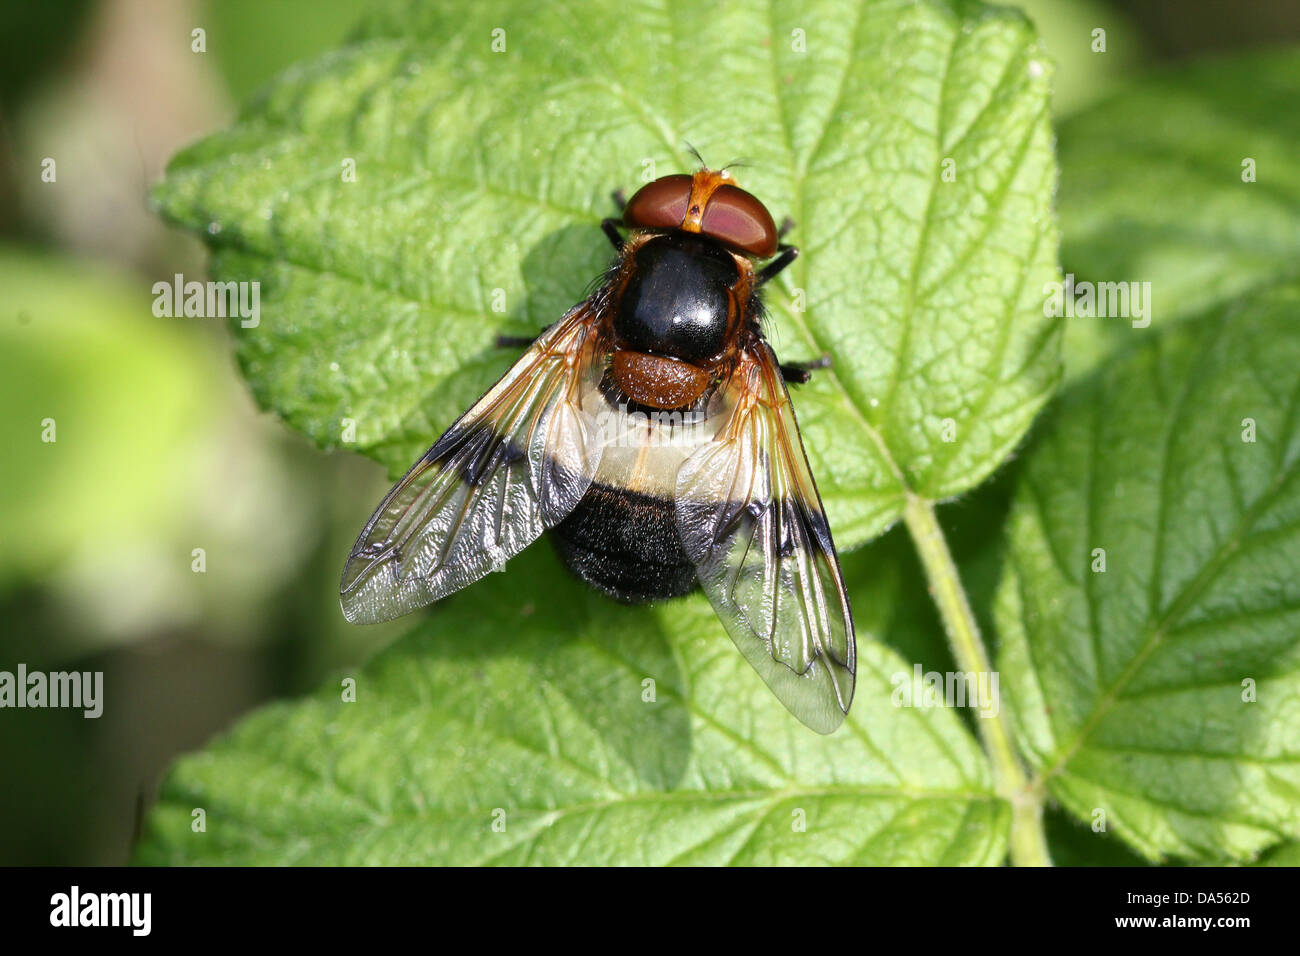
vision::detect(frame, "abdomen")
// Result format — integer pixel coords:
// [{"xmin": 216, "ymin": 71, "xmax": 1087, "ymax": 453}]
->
[
  {"xmin": 549, "ymin": 482, "xmax": 697, "ymax": 603},
  {"xmin": 555, "ymin": 371, "xmax": 735, "ymax": 602}
]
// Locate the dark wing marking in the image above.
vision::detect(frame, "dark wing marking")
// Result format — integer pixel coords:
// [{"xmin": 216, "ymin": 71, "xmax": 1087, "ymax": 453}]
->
[
  {"xmin": 675, "ymin": 341, "xmax": 856, "ymax": 733},
  {"xmin": 340, "ymin": 303, "xmax": 606, "ymax": 624}
]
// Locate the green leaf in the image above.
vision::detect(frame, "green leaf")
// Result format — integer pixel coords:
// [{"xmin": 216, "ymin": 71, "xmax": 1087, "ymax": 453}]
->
[
  {"xmin": 1254, "ymin": 841, "xmax": 1300, "ymax": 867},
  {"xmin": 996, "ymin": 282, "xmax": 1300, "ymax": 862},
  {"xmin": 1041, "ymin": 805, "xmax": 1154, "ymax": 867},
  {"xmin": 134, "ymin": 545, "xmax": 1007, "ymax": 865},
  {"xmin": 1057, "ymin": 49, "xmax": 1300, "ymax": 375},
  {"xmin": 140, "ymin": 0, "xmax": 1067, "ymax": 865},
  {"xmin": 153, "ymin": 0, "xmax": 1060, "ymax": 550}
]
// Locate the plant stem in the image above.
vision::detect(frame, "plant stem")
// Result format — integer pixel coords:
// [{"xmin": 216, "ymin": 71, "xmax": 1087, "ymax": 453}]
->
[{"xmin": 901, "ymin": 493, "xmax": 1051, "ymax": 867}]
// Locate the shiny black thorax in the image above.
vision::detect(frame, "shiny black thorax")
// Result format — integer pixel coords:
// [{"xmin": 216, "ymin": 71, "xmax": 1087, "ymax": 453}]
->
[
  {"xmin": 612, "ymin": 232, "xmax": 738, "ymax": 362},
  {"xmin": 552, "ymin": 232, "xmax": 749, "ymax": 603}
]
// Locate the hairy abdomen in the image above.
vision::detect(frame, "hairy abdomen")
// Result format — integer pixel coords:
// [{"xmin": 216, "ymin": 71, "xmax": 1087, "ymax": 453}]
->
[{"xmin": 549, "ymin": 482, "xmax": 697, "ymax": 603}]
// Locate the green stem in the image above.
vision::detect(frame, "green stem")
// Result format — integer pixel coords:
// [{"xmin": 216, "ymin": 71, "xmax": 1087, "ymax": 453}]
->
[{"xmin": 901, "ymin": 493, "xmax": 1051, "ymax": 867}]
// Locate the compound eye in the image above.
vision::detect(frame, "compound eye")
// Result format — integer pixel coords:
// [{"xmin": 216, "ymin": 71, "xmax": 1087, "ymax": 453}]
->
[
  {"xmin": 699, "ymin": 184, "xmax": 778, "ymax": 258},
  {"xmin": 622, "ymin": 174, "xmax": 693, "ymax": 231}
]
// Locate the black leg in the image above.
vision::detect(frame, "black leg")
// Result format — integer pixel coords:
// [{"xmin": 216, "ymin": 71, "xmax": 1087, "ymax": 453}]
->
[
  {"xmin": 611, "ymin": 188, "xmax": 627, "ymax": 211},
  {"xmin": 756, "ymin": 244, "xmax": 798, "ymax": 287},
  {"xmin": 494, "ymin": 321, "xmax": 555, "ymax": 349},
  {"xmin": 494, "ymin": 334, "xmax": 537, "ymax": 348},
  {"xmin": 601, "ymin": 217, "xmax": 624, "ymax": 251},
  {"xmin": 780, "ymin": 354, "xmax": 832, "ymax": 384},
  {"xmin": 777, "ymin": 216, "xmax": 796, "ymax": 240}
]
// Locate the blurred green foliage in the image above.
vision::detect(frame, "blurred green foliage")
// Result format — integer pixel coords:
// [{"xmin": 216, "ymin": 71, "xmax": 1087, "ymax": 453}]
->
[
  {"xmin": 0, "ymin": 248, "xmax": 216, "ymax": 582},
  {"xmin": 204, "ymin": 0, "xmax": 359, "ymax": 102}
]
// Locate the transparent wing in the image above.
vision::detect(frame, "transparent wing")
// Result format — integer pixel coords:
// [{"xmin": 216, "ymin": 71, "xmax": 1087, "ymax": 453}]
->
[
  {"xmin": 675, "ymin": 342, "xmax": 856, "ymax": 733},
  {"xmin": 340, "ymin": 304, "xmax": 606, "ymax": 624}
]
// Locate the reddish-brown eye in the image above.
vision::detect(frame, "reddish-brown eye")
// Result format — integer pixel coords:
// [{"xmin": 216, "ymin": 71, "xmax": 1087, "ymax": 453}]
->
[
  {"xmin": 699, "ymin": 184, "xmax": 778, "ymax": 258},
  {"xmin": 622, "ymin": 174, "xmax": 693, "ymax": 231}
]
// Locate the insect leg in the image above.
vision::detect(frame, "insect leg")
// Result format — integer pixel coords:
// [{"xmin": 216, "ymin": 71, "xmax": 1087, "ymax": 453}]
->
[
  {"xmin": 611, "ymin": 188, "xmax": 628, "ymax": 212},
  {"xmin": 601, "ymin": 218, "xmax": 625, "ymax": 251},
  {"xmin": 755, "ymin": 244, "xmax": 799, "ymax": 288},
  {"xmin": 779, "ymin": 353, "xmax": 832, "ymax": 384},
  {"xmin": 777, "ymin": 216, "xmax": 796, "ymax": 240},
  {"xmin": 494, "ymin": 321, "xmax": 556, "ymax": 349},
  {"xmin": 494, "ymin": 334, "xmax": 537, "ymax": 348}
]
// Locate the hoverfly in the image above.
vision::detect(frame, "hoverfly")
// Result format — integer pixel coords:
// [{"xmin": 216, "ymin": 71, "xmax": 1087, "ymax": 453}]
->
[{"xmin": 340, "ymin": 165, "xmax": 855, "ymax": 732}]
